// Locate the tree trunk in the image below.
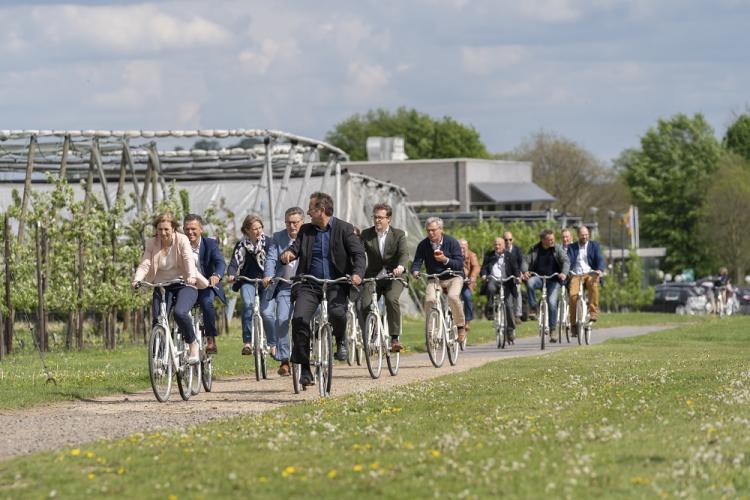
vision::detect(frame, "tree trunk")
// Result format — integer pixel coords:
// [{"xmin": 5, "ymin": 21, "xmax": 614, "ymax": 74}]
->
[
  {"xmin": 3, "ymin": 213, "xmax": 13, "ymax": 355},
  {"xmin": 76, "ymin": 235, "xmax": 85, "ymax": 350}
]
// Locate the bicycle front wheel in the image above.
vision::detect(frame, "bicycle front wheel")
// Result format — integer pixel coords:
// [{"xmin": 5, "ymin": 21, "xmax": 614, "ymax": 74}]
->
[
  {"xmin": 386, "ymin": 335, "xmax": 400, "ymax": 376},
  {"xmin": 148, "ymin": 326, "xmax": 172, "ymax": 402},
  {"xmin": 446, "ymin": 319, "xmax": 459, "ymax": 366},
  {"xmin": 364, "ymin": 313, "xmax": 383, "ymax": 379},
  {"xmin": 425, "ymin": 309, "xmax": 446, "ymax": 368},
  {"xmin": 576, "ymin": 299, "xmax": 585, "ymax": 345},
  {"xmin": 201, "ymin": 354, "xmax": 213, "ymax": 392},
  {"xmin": 345, "ymin": 313, "xmax": 357, "ymax": 366},
  {"xmin": 539, "ymin": 301, "xmax": 548, "ymax": 350},
  {"xmin": 318, "ymin": 324, "xmax": 333, "ymax": 397},
  {"xmin": 496, "ymin": 303, "xmax": 506, "ymax": 349},
  {"xmin": 253, "ymin": 315, "xmax": 267, "ymax": 381}
]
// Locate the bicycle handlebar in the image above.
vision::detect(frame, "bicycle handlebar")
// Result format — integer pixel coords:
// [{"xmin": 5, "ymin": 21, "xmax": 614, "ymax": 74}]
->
[
  {"xmin": 292, "ymin": 274, "xmax": 354, "ymax": 287},
  {"xmin": 418, "ymin": 270, "xmax": 463, "ymax": 280},
  {"xmin": 484, "ymin": 275, "xmax": 519, "ymax": 283},
  {"xmin": 568, "ymin": 271, "xmax": 601, "ymax": 277},
  {"xmin": 236, "ymin": 276, "xmax": 265, "ymax": 285},
  {"xmin": 273, "ymin": 277, "xmax": 293, "ymax": 286},
  {"xmin": 528, "ymin": 273, "xmax": 559, "ymax": 280},
  {"xmin": 362, "ymin": 274, "xmax": 408, "ymax": 286},
  {"xmin": 134, "ymin": 278, "xmax": 185, "ymax": 290}
]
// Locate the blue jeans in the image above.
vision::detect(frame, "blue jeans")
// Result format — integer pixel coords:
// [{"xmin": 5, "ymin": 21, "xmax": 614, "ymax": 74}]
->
[
  {"xmin": 262, "ymin": 286, "xmax": 292, "ymax": 362},
  {"xmin": 152, "ymin": 284, "xmax": 198, "ymax": 343},
  {"xmin": 196, "ymin": 288, "xmax": 219, "ymax": 337},
  {"xmin": 461, "ymin": 286, "xmax": 474, "ymax": 322},
  {"xmin": 526, "ymin": 277, "xmax": 561, "ymax": 329},
  {"xmin": 240, "ymin": 282, "xmax": 273, "ymax": 344}
]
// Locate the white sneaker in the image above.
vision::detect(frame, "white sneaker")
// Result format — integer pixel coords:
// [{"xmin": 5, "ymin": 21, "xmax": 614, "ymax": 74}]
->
[{"xmin": 187, "ymin": 342, "xmax": 200, "ymax": 365}]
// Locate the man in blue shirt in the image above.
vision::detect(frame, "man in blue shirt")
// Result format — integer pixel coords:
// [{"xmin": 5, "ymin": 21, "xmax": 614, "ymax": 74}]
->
[
  {"xmin": 411, "ymin": 217, "xmax": 467, "ymax": 342},
  {"xmin": 281, "ymin": 192, "xmax": 366, "ymax": 387},
  {"xmin": 567, "ymin": 225, "xmax": 605, "ymax": 324}
]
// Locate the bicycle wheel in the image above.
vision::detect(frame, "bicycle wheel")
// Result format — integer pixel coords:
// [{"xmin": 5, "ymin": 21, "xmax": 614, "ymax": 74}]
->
[
  {"xmin": 425, "ymin": 308, "xmax": 446, "ymax": 368},
  {"xmin": 148, "ymin": 326, "xmax": 172, "ymax": 402},
  {"xmin": 584, "ymin": 324, "xmax": 592, "ymax": 345},
  {"xmin": 446, "ymin": 313, "xmax": 459, "ymax": 366},
  {"xmin": 190, "ymin": 361, "xmax": 201, "ymax": 396},
  {"xmin": 318, "ymin": 324, "xmax": 333, "ymax": 397},
  {"xmin": 539, "ymin": 301, "xmax": 547, "ymax": 350},
  {"xmin": 175, "ymin": 333, "xmax": 193, "ymax": 401},
  {"xmin": 253, "ymin": 315, "xmax": 267, "ymax": 381},
  {"xmin": 201, "ymin": 353, "xmax": 213, "ymax": 392},
  {"xmin": 363, "ymin": 313, "xmax": 383, "ymax": 379},
  {"xmin": 386, "ymin": 334, "xmax": 400, "ymax": 376},
  {"xmin": 576, "ymin": 299, "xmax": 585, "ymax": 345},
  {"xmin": 496, "ymin": 303, "xmax": 506, "ymax": 349},
  {"xmin": 345, "ymin": 313, "xmax": 357, "ymax": 366}
]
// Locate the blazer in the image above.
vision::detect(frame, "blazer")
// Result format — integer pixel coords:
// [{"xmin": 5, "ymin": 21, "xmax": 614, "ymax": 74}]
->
[
  {"xmin": 287, "ymin": 217, "xmax": 366, "ymax": 278},
  {"xmin": 198, "ymin": 237, "xmax": 226, "ymax": 303},
  {"xmin": 479, "ymin": 250, "xmax": 520, "ymax": 297},
  {"xmin": 410, "ymin": 235, "xmax": 464, "ymax": 277},
  {"xmin": 264, "ymin": 229, "xmax": 297, "ymax": 295},
  {"xmin": 134, "ymin": 233, "xmax": 208, "ymax": 289},
  {"xmin": 522, "ymin": 242, "xmax": 571, "ymax": 276},
  {"xmin": 566, "ymin": 240, "xmax": 605, "ymax": 274},
  {"xmin": 507, "ymin": 244, "xmax": 524, "ymax": 271},
  {"xmin": 463, "ymin": 250, "xmax": 480, "ymax": 291},
  {"xmin": 359, "ymin": 226, "xmax": 409, "ymax": 278}
]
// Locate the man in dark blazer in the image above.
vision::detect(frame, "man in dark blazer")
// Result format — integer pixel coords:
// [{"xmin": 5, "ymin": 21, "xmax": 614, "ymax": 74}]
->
[
  {"xmin": 566, "ymin": 225, "xmax": 605, "ymax": 323},
  {"xmin": 281, "ymin": 192, "xmax": 366, "ymax": 386},
  {"xmin": 480, "ymin": 237, "xmax": 521, "ymax": 339},
  {"xmin": 503, "ymin": 230, "xmax": 524, "ymax": 319},
  {"xmin": 183, "ymin": 214, "xmax": 226, "ymax": 354},
  {"xmin": 359, "ymin": 203, "xmax": 409, "ymax": 352}
]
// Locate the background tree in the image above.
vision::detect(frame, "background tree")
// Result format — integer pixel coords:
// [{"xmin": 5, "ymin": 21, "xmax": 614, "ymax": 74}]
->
[
  {"xmin": 621, "ymin": 113, "xmax": 721, "ymax": 275},
  {"xmin": 325, "ymin": 107, "xmax": 490, "ymax": 160},
  {"xmin": 700, "ymin": 152, "xmax": 750, "ymax": 282},
  {"xmin": 724, "ymin": 113, "xmax": 750, "ymax": 163}
]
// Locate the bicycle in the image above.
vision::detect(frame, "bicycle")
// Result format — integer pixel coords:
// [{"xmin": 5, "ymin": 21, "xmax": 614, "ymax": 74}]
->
[
  {"xmin": 135, "ymin": 278, "xmax": 199, "ymax": 402},
  {"xmin": 191, "ymin": 306, "xmax": 213, "ymax": 392},
  {"xmin": 291, "ymin": 274, "xmax": 353, "ymax": 397},
  {"xmin": 362, "ymin": 275, "xmax": 405, "ymax": 378},
  {"xmin": 420, "ymin": 270, "xmax": 462, "ymax": 368},
  {"xmin": 345, "ymin": 296, "xmax": 364, "ymax": 367},
  {"xmin": 556, "ymin": 281, "xmax": 571, "ymax": 344},
  {"xmin": 527, "ymin": 273, "xmax": 558, "ymax": 351},
  {"xmin": 569, "ymin": 271, "xmax": 600, "ymax": 345},
  {"xmin": 485, "ymin": 275, "xmax": 517, "ymax": 349},
  {"xmin": 237, "ymin": 276, "xmax": 269, "ymax": 381}
]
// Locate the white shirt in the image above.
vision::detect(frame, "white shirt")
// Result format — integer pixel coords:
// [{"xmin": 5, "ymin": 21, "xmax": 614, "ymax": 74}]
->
[
  {"xmin": 190, "ymin": 237, "xmax": 204, "ymax": 276},
  {"xmin": 377, "ymin": 227, "xmax": 389, "ymax": 257},
  {"xmin": 574, "ymin": 241, "xmax": 592, "ymax": 274},
  {"xmin": 491, "ymin": 253, "xmax": 506, "ymax": 279},
  {"xmin": 282, "ymin": 234, "xmax": 299, "ymax": 279}
]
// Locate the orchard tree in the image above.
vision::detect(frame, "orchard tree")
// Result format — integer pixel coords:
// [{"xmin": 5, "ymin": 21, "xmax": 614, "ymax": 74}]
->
[
  {"xmin": 325, "ymin": 107, "xmax": 491, "ymax": 160},
  {"xmin": 621, "ymin": 113, "xmax": 721, "ymax": 275},
  {"xmin": 724, "ymin": 113, "xmax": 750, "ymax": 163}
]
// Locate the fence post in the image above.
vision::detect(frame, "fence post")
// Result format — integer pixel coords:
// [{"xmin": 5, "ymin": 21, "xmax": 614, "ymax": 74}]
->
[{"xmin": 3, "ymin": 213, "xmax": 12, "ymax": 355}]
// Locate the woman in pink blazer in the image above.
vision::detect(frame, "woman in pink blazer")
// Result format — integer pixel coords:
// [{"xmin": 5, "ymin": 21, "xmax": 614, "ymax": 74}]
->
[{"xmin": 132, "ymin": 213, "xmax": 208, "ymax": 364}]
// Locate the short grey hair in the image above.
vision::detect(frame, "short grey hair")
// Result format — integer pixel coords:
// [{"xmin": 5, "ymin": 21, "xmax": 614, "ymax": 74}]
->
[
  {"xmin": 284, "ymin": 206, "xmax": 304, "ymax": 219},
  {"xmin": 425, "ymin": 217, "xmax": 444, "ymax": 229}
]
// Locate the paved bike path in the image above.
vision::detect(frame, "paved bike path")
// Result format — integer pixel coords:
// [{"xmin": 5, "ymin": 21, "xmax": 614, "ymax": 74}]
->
[{"xmin": 0, "ymin": 324, "xmax": 673, "ymax": 461}]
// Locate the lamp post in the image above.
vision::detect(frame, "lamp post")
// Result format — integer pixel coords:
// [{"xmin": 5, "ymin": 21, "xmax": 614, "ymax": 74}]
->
[
  {"xmin": 607, "ymin": 210, "xmax": 614, "ymax": 273},
  {"xmin": 620, "ymin": 212, "xmax": 627, "ymax": 284}
]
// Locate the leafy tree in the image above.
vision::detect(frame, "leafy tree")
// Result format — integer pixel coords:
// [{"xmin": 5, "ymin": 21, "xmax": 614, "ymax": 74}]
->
[
  {"xmin": 621, "ymin": 113, "xmax": 721, "ymax": 275},
  {"xmin": 700, "ymin": 152, "xmax": 750, "ymax": 282},
  {"xmin": 724, "ymin": 113, "xmax": 750, "ymax": 162},
  {"xmin": 325, "ymin": 107, "xmax": 491, "ymax": 161},
  {"xmin": 601, "ymin": 248, "xmax": 654, "ymax": 311}
]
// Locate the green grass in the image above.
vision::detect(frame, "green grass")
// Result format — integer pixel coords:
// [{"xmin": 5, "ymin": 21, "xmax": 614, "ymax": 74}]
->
[
  {"xmin": 0, "ymin": 313, "xmax": 702, "ymax": 410},
  {"xmin": 2, "ymin": 316, "xmax": 749, "ymax": 498}
]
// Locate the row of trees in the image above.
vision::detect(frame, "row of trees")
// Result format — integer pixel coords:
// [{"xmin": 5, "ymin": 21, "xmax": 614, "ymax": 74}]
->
[{"xmin": 325, "ymin": 107, "xmax": 750, "ymax": 281}]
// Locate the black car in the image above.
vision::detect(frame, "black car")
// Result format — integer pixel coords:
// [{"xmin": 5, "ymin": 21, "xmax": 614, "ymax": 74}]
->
[
  {"xmin": 736, "ymin": 287, "xmax": 750, "ymax": 314},
  {"xmin": 651, "ymin": 282, "xmax": 707, "ymax": 313}
]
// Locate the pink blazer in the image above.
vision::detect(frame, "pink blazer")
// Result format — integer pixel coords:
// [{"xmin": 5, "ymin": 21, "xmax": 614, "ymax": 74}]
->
[{"xmin": 134, "ymin": 232, "xmax": 208, "ymax": 289}]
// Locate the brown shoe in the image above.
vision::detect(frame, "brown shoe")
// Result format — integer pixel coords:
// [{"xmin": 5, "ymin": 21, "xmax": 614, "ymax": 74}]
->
[
  {"xmin": 390, "ymin": 339, "xmax": 402, "ymax": 352},
  {"xmin": 457, "ymin": 327, "xmax": 466, "ymax": 343},
  {"xmin": 589, "ymin": 312, "xmax": 598, "ymax": 322},
  {"xmin": 241, "ymin": 344, "xmax": 252, "ymax": 355},
  {"xmin": 277, "ymin": 361, "xmax": 290, "ymax": 376},
  {"xmin": 206, "ymin": 337, "xmax": 217, "ymax": 354}
]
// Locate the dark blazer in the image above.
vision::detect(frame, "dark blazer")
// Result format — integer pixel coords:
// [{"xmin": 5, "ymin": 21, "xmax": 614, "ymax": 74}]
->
[
  {"xmin": 199, "ymin": 237, "xmax": 226, "ymax": 303},
  {"xmin": 360, "ymin": 226, "xmax": 409, "ymax": 278},
  {"xmin": 287, "ymin": 217, "xmax": 366, "ymax": 278},
  {"xmin": 480, "ymin": 250, "xmax": 520, "ymax": 297},
  {"xmin": 566, "ymin": 240, "xmax": 605, "ymax": 273},
  {"xmin": 410, "ymin": 235, "xmax": 464, "ymax": 277},
  {"xmin": 507, "ymin": 244, "xmax": 523, "ymax": 271}
]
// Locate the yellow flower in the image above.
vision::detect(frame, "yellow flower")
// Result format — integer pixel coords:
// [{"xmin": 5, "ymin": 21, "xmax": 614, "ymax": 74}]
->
[
  {"xmin": 85, "ymin": 451, "xmax": 96, "ymax": 459},
  {"xmin": 168, "ymin": 495, "xmax": 178, "ymax": 500},
  {"xmin": 370, "ymin": 462, "xmax": 380, "ymax": 470},
  {"xmin": 430, "ymin": 450, "xmax": 441, "ymax": 458},
  {"xmin": 353, "ymin": 464, "xmax": 363, "ymax": 472},
  {"xmin": 327, "ymin": 469, "xmax": 337, "ymax": 479},
  {"xmin": 282, "ymin": 466, "xmax": 296, "ymax": 478},
  {"xmin": 87, "ymin": 473, "xmax": 96, "ymax": 480},
  {"xmin": 70, "ymin": 449, "xmax": 81, "ymax": 457},
  {"xmin": 117, "ymin": 468, "xmax": 126, "ymax": 475},
  {"xmin": 686, "ymin": 399, "xmax": 694, "ymax": 406}
]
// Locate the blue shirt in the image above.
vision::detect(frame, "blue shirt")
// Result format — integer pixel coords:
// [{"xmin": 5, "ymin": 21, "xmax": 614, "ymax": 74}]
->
[{"xmin": 310, "ymin": 219, "xmax": 337, "ymax": 279}]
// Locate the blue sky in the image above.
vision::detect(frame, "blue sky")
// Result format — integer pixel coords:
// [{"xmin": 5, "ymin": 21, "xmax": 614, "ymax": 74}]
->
[{"xmin": 1, "ymin": 0, "xmax": 748, "ymax": 162}]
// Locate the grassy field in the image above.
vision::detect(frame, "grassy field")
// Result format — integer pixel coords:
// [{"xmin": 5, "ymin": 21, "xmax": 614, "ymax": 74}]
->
[
  {"xmin": 0, "ymin": 313, "xmax": 701, "ymax": 410},
  {"xmin": 1, "ymin": 316, "xmax": 748, "ymax": 498}
]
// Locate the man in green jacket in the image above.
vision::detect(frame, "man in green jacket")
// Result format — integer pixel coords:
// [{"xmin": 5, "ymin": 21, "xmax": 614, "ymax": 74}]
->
[{"xmin": 359, "ymin": 203, "xmax": 410, "ymax": 352}]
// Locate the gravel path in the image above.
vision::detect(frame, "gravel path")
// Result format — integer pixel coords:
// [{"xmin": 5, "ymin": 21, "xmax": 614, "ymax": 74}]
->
[{"xmin": 0, "ymin": 324, "xmax": 672, "ymax": 461}]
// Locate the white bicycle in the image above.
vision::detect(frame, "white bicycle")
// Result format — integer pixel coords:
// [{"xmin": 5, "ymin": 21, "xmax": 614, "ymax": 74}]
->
[
  {"xmin": 362, "ymin": 275, "xmax": 405, "ymax": 378},
  {"xmin": 569, "ymin": 271, "xmax": 600, "ymax": 345},
  {"xmin": 420, "ymin": 270, "xmax": 462, "ymax": 368}
]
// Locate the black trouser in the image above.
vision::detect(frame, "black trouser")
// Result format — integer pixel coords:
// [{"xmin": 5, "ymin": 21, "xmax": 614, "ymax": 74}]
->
[
  {"xmin": 359, "ymin": 280, "xmax": 404, "ymax": 339},
  {"xmin": 291, "ymin": 283, "xmax": 349, "ymax": 367},
  {"xmin": 486, "ymin": 280, "xmax": 516, "ymax": 332}
]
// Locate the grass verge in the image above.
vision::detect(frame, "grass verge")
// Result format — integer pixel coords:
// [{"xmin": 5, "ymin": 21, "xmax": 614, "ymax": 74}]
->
[{"xmin": 1, "ymin": 316, "xmax": 748, "ymax": 498}]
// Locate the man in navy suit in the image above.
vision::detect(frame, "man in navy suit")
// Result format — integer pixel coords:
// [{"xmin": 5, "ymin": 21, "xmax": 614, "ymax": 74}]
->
[
  {"xmin": 183, "ymin": 214, "xmax": 227, "ymax": 353},
  {"xmin": 503, "ymin": 231, "xmax": 524, "ymax": 319},
  {"xmin": 566, "ymin": 225, "xmax": 605, "ymax": 324}
]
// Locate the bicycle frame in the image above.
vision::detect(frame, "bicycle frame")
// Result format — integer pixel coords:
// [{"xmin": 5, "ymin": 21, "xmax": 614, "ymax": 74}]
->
[
  {"xmin": 486, "ymin": 275, "xmax": 517, "ymax": 348},
  {"xmin": 528, "ymin": 273, "xmax": 557, "ymax": 350},
  {"xmin": 421, "ymin": 270, "xmax": 462, "ymax": 367},
  {"xmin": 569, "ymin": 271, "xmax": 599, "ymax": 345},
  {"xmin": 362, "ymin": 275, "xmax": 405, "ymax": 378}
]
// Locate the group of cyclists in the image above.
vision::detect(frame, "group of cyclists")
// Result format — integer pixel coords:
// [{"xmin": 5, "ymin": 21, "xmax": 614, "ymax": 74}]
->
[{"xmin": 131, "ymin": 190, "xmax": 608, "ymax": 389}]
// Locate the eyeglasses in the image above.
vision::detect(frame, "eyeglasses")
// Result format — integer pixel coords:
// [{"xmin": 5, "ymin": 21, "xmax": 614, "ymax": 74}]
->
[
  {"xmin": 504, "ymin": 238, "xmax": 513, "ymax": 241},
  {"xmin": 285, "ymin": 219, "xmax": 302, "ymax": 225},
  {"xmin": 373, "ymin": 215, "xmax": 389, "ymax": 221}
]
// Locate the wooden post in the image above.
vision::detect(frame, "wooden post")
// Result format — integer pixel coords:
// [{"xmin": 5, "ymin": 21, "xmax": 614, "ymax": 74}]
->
[
  {"xmin": 65, "ymin": 311, "xmax": 74, "ymax": 350},
  {"xmin": 76, "ymin": 234, "xmax": 84, "ymax": 350},
  {"xmin": 42, "ymin": 224, "xmax": 49, "ymax": 351},
  {"xmin": 296, "ymin": 154, "xmax": 315, "ymax": 207},
  {"xmin": 275, "ymin": 143, "xmax": 295, "ymax": 215},
  {"xmin": 34, "ymin": 222, "xmax": 46, "ymax": 351},
  {"xmin": 141, "ymin": 157, "xmax": 152, "ymax": 212},
  {"xmin": 3, "ymin": 213, "xmax": 12, "ymax": 355},
  {"xmin": 17, "ymin": 135, "xmax": 37, "ymax": 244},
  {"xmin": 59, "ymin": 134, "xmax": 71, "ymax": 179},
  {"xmin": 92, "ymin": 139, "xmax": 111, "ymax": 210},
  {"xmin": 148, "ymin": 145, "xmax": 168, "ymax": 201},
  {"xmin": 265, "ymin": 138, "xmax": 277, "ymax": 233},
  {"xmin": 121, "ymin": 141, "xmax": 142, "ymax": 214},
  {"xmin": 116, "ymin": 148, "xmax": 127, "ymax": 202}
]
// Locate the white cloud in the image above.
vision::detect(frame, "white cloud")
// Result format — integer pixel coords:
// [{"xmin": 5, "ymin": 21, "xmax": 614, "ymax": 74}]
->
[
  {"xmin": 346, "ymin": 61, "xmax": 390, "ymax": 101},
  {"xmin": 462, "ymin": 45, "xmax": 528, "ymax": 75},
  {"xmin": 517, "ymin": 0, "xmax": 582, "ymax": 22},
  {"xmin": 238, "ymin": 38, "xmax": 300, "ymax": 75},
  {"xmin": 25, "ymin": 4, "xmax": 231, "ymax": 54},
  {"xmin": 92, "ymin": 60, "xmax": 164, "ymax": 108}
]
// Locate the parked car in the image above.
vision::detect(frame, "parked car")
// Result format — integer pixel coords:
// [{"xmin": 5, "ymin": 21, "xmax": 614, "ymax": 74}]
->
[
  {"xmin": 651, "ymin": 282, "xmax": 709, "ymax": 314},
  {"xmin": 736, "ymin": 286, "xmax": 750, "ymax": 314}
]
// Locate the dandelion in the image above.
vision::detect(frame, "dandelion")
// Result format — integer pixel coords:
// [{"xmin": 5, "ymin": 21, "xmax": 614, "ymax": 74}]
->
[
  {"xmin": 327, "ymin": 469, "xmax": 338, "ymax": 479},
  {"xmin": 70, "ymin": 449, "xmax": 81, "ymax": 457},
  {"xmin": 353, "ymin": 464, "xmax": 363, "ymax": 472},
  {"xmin": 686, "ymin": 399, "xmax": 694, "ymax": 406},
  {"xmin": 168, "ymin": 495, "xmax": 178, "ymax": 500},
  {"xmin": 85, "ymin": 451, "xmax": 96, "ymax": 459},
  {"xmin": 87, "ymin": 473, "xmax": 96, "ymax": 480},
  {"xmin": 430, "ymin": 450, "xmax": 441, "ymax": 458},
  {"xmin": 117, "ymin": 468, "xmax": 126, "ymax": 475},
  {"xmin": 282, "ymin": 466, "xmax": 296, "ymax": 478},
  {"xmin": 370, "ymin": 462, "xmax": 380, "ymax": 470}
]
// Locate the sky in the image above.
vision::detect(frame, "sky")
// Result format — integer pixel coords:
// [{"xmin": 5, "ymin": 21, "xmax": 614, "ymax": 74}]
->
[{"xmin": 0, "ymin": 0, "xmax": 748, "ymax": 163}]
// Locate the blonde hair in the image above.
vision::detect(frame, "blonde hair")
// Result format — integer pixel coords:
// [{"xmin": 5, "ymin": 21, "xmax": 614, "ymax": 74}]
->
[
  {"xmin": 241, "ymin": 214, "xmax": 264, "ymax": 236},
  {"xmin": 152, "ymin": 212, "xmax": 179, "ymax": 231}
]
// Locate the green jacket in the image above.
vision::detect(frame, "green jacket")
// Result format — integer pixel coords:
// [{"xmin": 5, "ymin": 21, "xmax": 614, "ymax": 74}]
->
[{"xmin": 360, "ymin": 226, "xmax": 409, "ymax": 278}]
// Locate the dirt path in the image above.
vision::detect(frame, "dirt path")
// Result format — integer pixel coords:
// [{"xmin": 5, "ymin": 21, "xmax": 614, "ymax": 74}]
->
[{"xmin": 0, "ymin": 325, "xmax": 672, "ymax": 461}]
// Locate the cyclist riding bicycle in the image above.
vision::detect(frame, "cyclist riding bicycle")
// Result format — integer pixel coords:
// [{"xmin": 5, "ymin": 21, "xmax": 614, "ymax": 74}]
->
[
  {"xmin": 359, "ymin": 203, "xmax": 409, "ymax": 352},
  {"xmin": 566, "ymin": 225, "xmax": 605, "ymax": 326},
  {"xmin": 411, "ymin": 217, "xmax": 466, "ymax": 343},
  {"xmin": 521, "ymin": 229, "xmax": 569, "ymax": 342},
  {"xmin": 280, "ymin": 192, "xmax": 366, "ymax": 387},
  {"xmin": 480, "ymin": 237, "xmax": 521, "ymax": 340},
  {"xmin": 712, "ymin": 266, "xmax": 734, "ymax": 313},
  {"xmin": 132, "ymin": 212, "xmax": 208, "ymax": 365},
  {"xmin": 459, "ymin": 239, "xmax": 480, "ymax": 334}
]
